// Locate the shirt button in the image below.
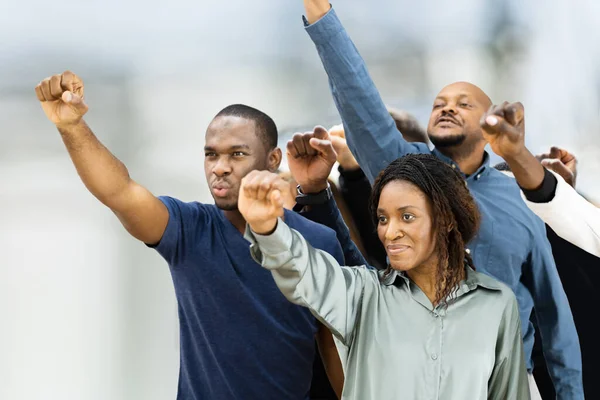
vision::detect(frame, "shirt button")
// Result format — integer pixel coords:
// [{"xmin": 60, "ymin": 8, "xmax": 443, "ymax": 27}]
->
[
  {"xmin": 431, "ymin": 353, "xmax": 438, "ymax": 360},
  {"xmin": 452, "ymin": 165, "xmax": 456, "ymax": 169},
  {"xmin": 476, "ymin": 174, "xmax": 482, "ymax": 180}
]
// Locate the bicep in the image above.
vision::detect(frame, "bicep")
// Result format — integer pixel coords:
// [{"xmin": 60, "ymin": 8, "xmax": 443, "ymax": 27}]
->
[{"xmin": 111, "ymin": 180, "xmax": 170, "ymax": 244}]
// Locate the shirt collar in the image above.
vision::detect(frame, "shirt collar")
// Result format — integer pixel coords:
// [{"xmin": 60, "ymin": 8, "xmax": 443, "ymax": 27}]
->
[
  {"xmin": 431, "ymin": 148, "xmax": 491, "ymax": 182},
  {"xmin": 380, "ymin": 265, "xmax": 503, "ymax": 294}
]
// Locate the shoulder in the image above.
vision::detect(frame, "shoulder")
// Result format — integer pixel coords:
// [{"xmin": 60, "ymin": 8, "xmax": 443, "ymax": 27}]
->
[
  {"xmin": 158, "ymin": 196, "xmax": 217, "ymax": 226},
  {"xmin": 473, "ymin": 270, "xmax": 515, "ymax": 301}
]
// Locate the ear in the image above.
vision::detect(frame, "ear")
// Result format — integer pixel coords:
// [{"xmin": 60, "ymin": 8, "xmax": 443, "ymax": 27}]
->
[{"xmin": 267, "ymin": 147, "xmax": 282, "ymax": 172}]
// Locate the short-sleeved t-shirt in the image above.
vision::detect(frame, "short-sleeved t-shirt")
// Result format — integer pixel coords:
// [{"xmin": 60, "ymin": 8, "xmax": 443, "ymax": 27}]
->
[{"xmin": 150, "ymin": 196, "xmax": 344, "ymax": 400}]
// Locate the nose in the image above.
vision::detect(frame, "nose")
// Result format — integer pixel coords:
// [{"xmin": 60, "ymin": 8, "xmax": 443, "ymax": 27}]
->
[
  {"xmin": 384, "ymin": 220, "xmax": 405, "ymax": 242},
  {"xmin": 212, "ymin": 157, "xmax": 232, "ymax": 177},
  {"xmin": 442, "ymin": 103, "xmax": 457, "ymax": 115}
]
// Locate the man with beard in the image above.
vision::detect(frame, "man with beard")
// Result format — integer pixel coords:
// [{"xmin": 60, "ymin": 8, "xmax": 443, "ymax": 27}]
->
[
  {"xmin": 35, "ymin": 70, "xmax": 344, "ymax": 400},
  {"xmin": 297, "ymin": 1, "xmax": 583, "ymax": 398}
]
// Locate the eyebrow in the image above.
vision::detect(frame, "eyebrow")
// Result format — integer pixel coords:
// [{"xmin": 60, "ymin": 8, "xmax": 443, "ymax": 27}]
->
[
  {"xmin": 435, "ymin": 93, "xmax": 472, "ymax": 102},
  {"xmin": 204, "ymin": 144, "xmax": 251, "ymax": 152},
  {"xmin": 377, "ymin": 205, "xmax": 422, "ymax": 213}
]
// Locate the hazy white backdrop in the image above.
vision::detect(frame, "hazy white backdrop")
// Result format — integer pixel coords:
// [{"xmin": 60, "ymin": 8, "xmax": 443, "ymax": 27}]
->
[{"xmin": 1, "ymin": 0, "xmax": 598, "ymax": 399}]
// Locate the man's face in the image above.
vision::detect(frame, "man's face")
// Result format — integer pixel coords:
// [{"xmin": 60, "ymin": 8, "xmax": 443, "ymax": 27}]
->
[
  {"xmin": 426, "ymin": 82, "xmax": 491, "ymax": 150},
  {"xmin": 204, "ymin": 116, "xmax": 271, "ymax": 211}
]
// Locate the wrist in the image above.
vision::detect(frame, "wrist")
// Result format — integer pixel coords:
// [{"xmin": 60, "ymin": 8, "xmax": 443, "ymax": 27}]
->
[
  {"xmin": 299, "ymin": 182, "xmax": 328, "ymax": 194},
  {"xmin": 304, "ymin": 1, "xmax": 331, "ymax": 24},
  {"xmin": 56, "ymin": 119, "xmax": 86, "ymax": 134},
  {"xmin": 249, "ymin": 219, "xmax": 278, "ymax": 236}
]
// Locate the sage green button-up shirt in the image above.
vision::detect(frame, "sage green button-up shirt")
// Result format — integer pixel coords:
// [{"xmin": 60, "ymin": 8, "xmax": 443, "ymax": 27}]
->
[{"xmin": 246, "ymin": 220, "xmax": 530, "ymax": 400}]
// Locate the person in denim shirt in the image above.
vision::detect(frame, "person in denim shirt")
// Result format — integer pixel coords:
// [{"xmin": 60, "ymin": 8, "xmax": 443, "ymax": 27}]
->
[{"xmin": 296, "ymin": 1, "xmax": 583, "ymax": 398}]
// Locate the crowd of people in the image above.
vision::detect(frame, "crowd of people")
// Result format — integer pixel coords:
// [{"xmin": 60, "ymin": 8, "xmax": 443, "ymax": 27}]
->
[{"xmin": 34, "ymin": 1, "xmax": 598, "ymax": 399}]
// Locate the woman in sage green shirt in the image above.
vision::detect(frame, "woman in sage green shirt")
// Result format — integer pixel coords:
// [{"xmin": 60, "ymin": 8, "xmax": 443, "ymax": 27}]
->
[{"xmin": 239, "ymin": 154, "xmax": 530, "ymax": 400}]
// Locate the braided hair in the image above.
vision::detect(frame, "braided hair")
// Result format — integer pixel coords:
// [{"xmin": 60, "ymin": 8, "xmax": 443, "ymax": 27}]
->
[{"xmin": 370, "ymin": 154, "xmax": 480, "ymax": 305}]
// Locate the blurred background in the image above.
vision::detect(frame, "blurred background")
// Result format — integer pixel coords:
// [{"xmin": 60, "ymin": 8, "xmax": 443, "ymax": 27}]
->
[{"xmin": 1, "ymin": 0, "xmax": 598, "ymax": 399}]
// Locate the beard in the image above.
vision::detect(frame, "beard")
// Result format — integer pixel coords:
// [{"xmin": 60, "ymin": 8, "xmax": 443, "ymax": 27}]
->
[{"xmin": 428, "ymin": 133, "xmax": 466, "ymax": 148}]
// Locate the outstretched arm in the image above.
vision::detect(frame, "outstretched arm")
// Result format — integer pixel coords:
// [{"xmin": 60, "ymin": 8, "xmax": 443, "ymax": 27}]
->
[
  {"xmin": 35, "ymin": 71, "xmax": 168, "ymax": 244},
  {"xmin": 303, "ymin": 2, "xmax": 429, "ymax": 182}
]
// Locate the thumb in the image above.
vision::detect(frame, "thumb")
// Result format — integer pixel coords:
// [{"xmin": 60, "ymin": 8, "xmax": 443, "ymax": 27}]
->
[
  {"xmin": 480, "ymin": 114, "xmax": 519, "ymax": 138},
  {"xmin": 309, "ymin": 138, "xmax": 337, "ymax": 163},
  {"xmin": 62, "ymin": 91, "xmax": 88, "ymax": 114}
]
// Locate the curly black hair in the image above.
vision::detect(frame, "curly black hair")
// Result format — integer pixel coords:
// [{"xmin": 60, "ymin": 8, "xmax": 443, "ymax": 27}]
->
[{"xmin": 370, "ymin": 154, "xmax": 481, "ymax": 305}]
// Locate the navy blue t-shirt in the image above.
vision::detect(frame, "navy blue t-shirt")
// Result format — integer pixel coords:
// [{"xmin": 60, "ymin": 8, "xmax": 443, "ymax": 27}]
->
[{"xmin": 150, "ymin": 196, "xmax": 344, "ymax": 400}]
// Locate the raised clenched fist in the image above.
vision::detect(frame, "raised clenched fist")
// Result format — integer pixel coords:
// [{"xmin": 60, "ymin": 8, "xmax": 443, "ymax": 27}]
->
[
  {"xmin": 238, "ymin": 170, "xmax": 289, "ymax": 235},
  {"xmin": 480, "ymin": 101, "xmax": 526, "ymax": 160},
  {"xmin": 35, "ymin": 71, "xmax": 88, "ymax": 127}
]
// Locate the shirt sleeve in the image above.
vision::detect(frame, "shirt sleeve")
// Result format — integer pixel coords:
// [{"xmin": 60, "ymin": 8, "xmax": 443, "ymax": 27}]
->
[
  {"xmin": 523, "ymin": 221, "xmax": 584, "ymax": 399},
  {"xmin": 488, "ymin": 294, "xmax": 531, "ymax": 400},
  {"xmin": 522, "ymin": 170, "xmax": 600, "ymax": 257},
  {"xmin": 146, "ymin": 196, "xmax": 208, "ymax": 266},
  {"xmin": 304, "ymin": 7, "xmax": 430, "ymax": 183},
  {"xmin": 245, "ymin": 219, "xmax": 368, "ymax": 345},
  {"xmin": 299, "ymin": 194, "xmax": 370, "ymax": 268}
]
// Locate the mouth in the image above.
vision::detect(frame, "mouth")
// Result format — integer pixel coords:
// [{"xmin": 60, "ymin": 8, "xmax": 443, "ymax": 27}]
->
[
  {"xmin": 212, "ymin": 183, "xmax": 231, "ymax": 198},
  {"xmin": 436, "ymin": 116, "xmax": 460, "ymax": 127},
  {"xmin": 386, "ymin": 244, "xmax": 410, "ymax": 255}
]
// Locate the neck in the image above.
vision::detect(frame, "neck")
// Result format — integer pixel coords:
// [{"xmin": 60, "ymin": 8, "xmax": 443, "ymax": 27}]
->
[
  {"xmin": 439, "ymin": 145, "xmax": 486, "ymax": 176},
  {"xmin": 223, "ymin": 209, "xmax": 247, "ymax": 234},
  {"xmin": 406, "ymin": 260, "xmax": 439, "ymax": 305}
]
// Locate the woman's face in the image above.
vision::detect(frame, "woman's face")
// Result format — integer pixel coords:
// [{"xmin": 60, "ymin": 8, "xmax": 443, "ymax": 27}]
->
[{"xmin": 376, "ymin": 180, "xmax": 438, "ymax": 272}]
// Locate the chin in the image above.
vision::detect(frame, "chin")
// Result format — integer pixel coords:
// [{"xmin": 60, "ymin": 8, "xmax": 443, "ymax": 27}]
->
[
  {"xmin": 214, "ymin": 199, "xmax": 238, "ymax": 211},
  {"xmin": 429, "ymin": 132, "xmax": 466, "ymax": 148},
  {"xmin": 388, "ymin": 257, "xmax": 416, "ymax": 272}
]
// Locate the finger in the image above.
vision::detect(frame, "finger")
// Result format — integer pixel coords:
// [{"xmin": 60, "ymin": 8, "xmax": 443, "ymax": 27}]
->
[
  {"xmin": 286, "ymin": 139, "xmax": 300, "ymax": 159},
  {"xmin": 309, "ymin": 138, "xmax": 338, "ymax": 164},
  {"xmin": 549, "ymin": 146, "xmax": 562, "ymax": 160},
  {"xmin": 257, "ymin": 173, "xmax": 278, "ymax": 201},
  {"xmin": 243, "ymin": 171, "xmax": 261, "ymax": 199},
  {"xmin": 40, "ymin": 78, "xmax": 54, "ymax": 101},
  {"xmin": 49, "ymin": 74, "xmax": 63, "ymax": 98},
  {"xmin": 480, "ymin": 114, "xmax": 519, "ymax": 138},
  {"xmin": 328, "ymin": 124, "xmax": 345, "ymax": 138},
  {"xmin": 504, "ymin": 102, "xmax": 524, "ymax": 126},
  {"xmin": 291, "ymin": 133, "xmax": 307, "ymax": 158},
  {"xmin": 313, "ymin": 126, "xmax": 329, "ymax": 140},
  {"xmin": 269, "ymin": 190, "xmax": 284, "ymax": 216},
  {"xmin": 301, "ymin": 133, "xmax": 318, "ymax": 157},
  {"xmin": 541, "ymin": 158, "xmax": 571, "ymax": 178},
  {"xmin": 549, "ymin": 146, "xmax": 575, "ymax": 165},
  {"xmin": 34, "ymin": 84, "xmax": 45, "ymax": 102}
]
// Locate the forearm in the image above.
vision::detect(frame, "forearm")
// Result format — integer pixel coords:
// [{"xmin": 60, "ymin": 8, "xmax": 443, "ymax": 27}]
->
[
  {"xmin": 503, "ymin": 149, "xmax": 546, "ymax": 191},
  {"xmin": 58, "ymin": 120, "xmax": 132, "ymax": 207},
  {"xmin": 305, "ymin": 8, "xmax": 422, "ymax": 182},
  {"xmin": 246, "ymin": 220, "xmax": 361, "ymax": 342}
]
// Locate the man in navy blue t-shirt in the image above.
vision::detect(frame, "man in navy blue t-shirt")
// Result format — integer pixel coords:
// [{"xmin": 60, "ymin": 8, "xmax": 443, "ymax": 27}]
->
[{"xmin": 35, "ymin": 70, "xmax": 344, "ymax": 399}]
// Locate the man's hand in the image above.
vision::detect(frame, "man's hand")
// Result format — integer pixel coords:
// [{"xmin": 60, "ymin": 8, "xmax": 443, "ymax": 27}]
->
[
  {"xmin": 239, "ymin": 171, "xmax": 289, "ymax": 235},
  {"xmin": 286, "ymin": 126, "xmax": 337, "ymax": 194},
  {"xmin": 304, "ymin": 0, "xmax": 331, "ymax": 25},
  {"xmin": 35, "ymin": 71, "xmax": 88, "ymax": 128},
  {"xmin": 537, "ymin": 147, "xmax": 578, "ymax": 188},
  {"xmin": 480, "ymin": 101, "xmax": 526, "ymax": 159},
  {"xmin": 329, "ymin": 124, "xmax": 360, "ymax": 170}
]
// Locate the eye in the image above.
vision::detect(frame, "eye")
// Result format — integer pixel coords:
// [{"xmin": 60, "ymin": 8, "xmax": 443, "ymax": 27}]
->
[
  {"xmin": 402, "ymin": 213, "xmax": 416, "ymax": 222},
  {"xmin": 378, "ymin": 215, "xmax": 388, "ymax": 224},
  {"xmin": 433, "ymin": 103, "xmax": 444, "ymax": 109},
  {"xmin": 459, "ymin": 102, "xmax": 471, "ymax": 108},
  {"xmin": 232, "ymin": 151, "xmax": 247, "ymax": 157},
  {"xmin": 205, "ymin": 152, "xmax": 217, "ymax": 158}
]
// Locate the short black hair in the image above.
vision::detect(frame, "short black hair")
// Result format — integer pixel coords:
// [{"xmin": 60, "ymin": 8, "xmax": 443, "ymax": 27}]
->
[{"xmin": 214, "ymin": 104, "xmax": 278, "ymax": 150}]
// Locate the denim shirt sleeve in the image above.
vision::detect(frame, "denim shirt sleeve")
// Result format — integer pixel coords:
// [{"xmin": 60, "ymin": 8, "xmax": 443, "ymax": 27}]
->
[
  {"xmin": 299, "ymin": 195, "xmax": 369, "ymax": 268},
  {"xmin": 524, "ymin": 220, "xmax": 584, "ymax": 399},
  {"xmin": 304, "ymin": 7, "xmax": 430, "ymax": 183}
]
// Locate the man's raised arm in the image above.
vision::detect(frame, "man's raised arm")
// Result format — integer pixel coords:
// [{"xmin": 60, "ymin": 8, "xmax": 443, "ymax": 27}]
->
[
  {"xmin": 302, "ymin": 1, "xmax": 428, "ymax": 182},
  {"xmin": 35, "ymin": 71, "xmax": 168, "ymax": 245}
]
